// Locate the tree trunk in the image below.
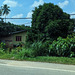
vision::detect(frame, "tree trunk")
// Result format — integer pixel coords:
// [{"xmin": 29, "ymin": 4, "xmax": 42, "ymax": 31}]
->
[{"xmin": 5, "ymin": 15, "xmax": 6, "ymax": 23}]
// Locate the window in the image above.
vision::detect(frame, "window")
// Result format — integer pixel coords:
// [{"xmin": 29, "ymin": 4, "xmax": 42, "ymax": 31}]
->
[{"xmin": 16, "ymin": 36, "xmax": 22, "ymax": 41}]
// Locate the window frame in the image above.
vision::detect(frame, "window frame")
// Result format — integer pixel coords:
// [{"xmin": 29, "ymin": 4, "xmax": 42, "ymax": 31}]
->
[{"xmin": 16, "ymin": 36, "xmax": 22, "ymax": 41}]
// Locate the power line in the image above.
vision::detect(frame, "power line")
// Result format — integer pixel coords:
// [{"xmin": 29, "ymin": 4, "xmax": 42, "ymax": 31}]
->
[
  {"xmin": 0, "ymin": 18, "xmax": 32, "ymax": 19},
  {"xmin": 0, "ymin": 14, "xmax": 75, "ymax": 19},
  {"xmin": 70, "ymin": 14, "xmax": 75, "ymax": 15}
]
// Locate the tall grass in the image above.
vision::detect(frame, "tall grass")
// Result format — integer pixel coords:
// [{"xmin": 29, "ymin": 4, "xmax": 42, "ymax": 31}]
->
[{"xmin": 14, "ymin": 48, "xmax": 33, "ymax": 60}]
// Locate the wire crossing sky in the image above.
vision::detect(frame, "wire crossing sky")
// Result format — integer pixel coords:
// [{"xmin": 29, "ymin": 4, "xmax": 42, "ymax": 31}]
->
[{"xmin": 0, "ymin": 0, "xmax": 75, "ymax": 26}]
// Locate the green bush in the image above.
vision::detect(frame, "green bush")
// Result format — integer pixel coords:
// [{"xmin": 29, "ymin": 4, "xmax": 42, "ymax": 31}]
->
[
  {"xmin": 11, "ymin": 49, "xmax": 17, "ymax": 54},
  {"xmin": 0, "ymin": 49, "xmax": 5, "ymax": 55},
  {"xmin": 49, "ymin": 36, "xmax": 75, "ymax": 57},
  {"xmin": 15, "ymin": 48, "xmax": 33, "ymax": 59},
  {"xmin": 24, "ymin": 42, "xmax": 32, "ymax": 48},
  {"xmin": 31, "ymin": 41, "xmax": 49, "ymax": 57},
  {"xmin": 0, "ymin": 42, "xmax": 6, "ymax": 49}
]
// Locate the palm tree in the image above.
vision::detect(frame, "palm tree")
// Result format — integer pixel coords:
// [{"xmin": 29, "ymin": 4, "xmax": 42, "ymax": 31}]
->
[
  {"xmin": 0, "ymin": 9, "xmax": 2, "ymax": 16},
  {"xmin": 2, "ymin": 4, "xmax": 10, "ymax": 22},
  {"xmin": 0, "ymin": 6, "xmax": 3, "ymax": 22},
  {"xmin": 0, "ymin": 6, "xmax": 3, "ymax": 16}
]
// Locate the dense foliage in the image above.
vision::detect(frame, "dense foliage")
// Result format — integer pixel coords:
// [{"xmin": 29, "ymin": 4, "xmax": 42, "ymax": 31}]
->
[
  {"xmin": 0, "ymin": 21, "xmax": 30, "ymax": 37},
  {"xmin": 49, "ymin": 35, "xmax": 75, "ymax": 57},
  {"xmin": 27, "ymin": 3, "xmax": 74, "ymax": 42},
  {"xmin": 30, "ymin": 41, "xmax": 49, "ymax": 56},
  {"xmin": 0, "ymin": 34, "xmax": 75, "ymax": 58},
  {"xmin": 0, "ymin": 3, "xmax": 75, "ymax": 59}
]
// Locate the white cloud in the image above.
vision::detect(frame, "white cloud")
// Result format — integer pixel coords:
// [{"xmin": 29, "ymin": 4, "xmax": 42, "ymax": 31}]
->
[
  {"xmin": 12, "ymin": 14, "xmax": 23, "ymax": 18},
  {"xmin": 32, "ymin": 0, "xmax": 44, "ymax": 8},
  {"xmin": 70, "ymin": 12, "xmax": 75, "ymax": 19},
  {"xmin": 29, "ymin": 0, "xmax": 44, "ymax": 17},
  {"xmin": 58, "ymin": 0, "xmax": 69, "ymax": 8},
  {"xmin": 27, "ymin": 12, "xmax": 33, "ymax": 18},
  {"xmin": 3, "ymin": 0, "xmax": 18, "ymax": 7}
]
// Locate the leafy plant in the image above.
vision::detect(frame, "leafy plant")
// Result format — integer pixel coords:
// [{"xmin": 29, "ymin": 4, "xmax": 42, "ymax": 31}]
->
[
  {"xmin": 31, "ymin": 41, "xmax": 49, "ymax": 57},
  {"xmin": 0, "ymin": 49, "xmax": 5, "ymax": 55},
  {"xmin": 0, "ymin": 42, "xmax": 6, "ymax": 51},
  {"xmin": 15, "ymin": 48, "xmax": 33, "ymax": 59},
  {"xmin": 49, "ymin": 36, "xmax": 75, "ymax": 57}
]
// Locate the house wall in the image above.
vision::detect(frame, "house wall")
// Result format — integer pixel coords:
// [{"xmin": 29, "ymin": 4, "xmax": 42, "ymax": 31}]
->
[
  {"xmin": 12, "ymin": 32, "xmax": 27, "ymax": 45},
  {"xmin": 0, "ymin": 31, "xmax": 27, "ymax": 47}
]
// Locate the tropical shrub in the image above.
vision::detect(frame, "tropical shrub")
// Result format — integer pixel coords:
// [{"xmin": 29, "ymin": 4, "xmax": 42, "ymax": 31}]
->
[
  {"xmin": 0, "ymin": 42, "xmax": 6, "ymax": 49},
  {"xmin": 49, "ymin": 36, "xmax": 75, "ymax": 57},
  {"xmin": 0, "ymin": 49, "xmax": 5, "ymax": 55},
  {"xmin": 11, "ymin": 49, "xmax": 17, "ymax": 54},
  {"xmin": 31, "ymin": 41, "xmax": 49, "ymax": 57},
  {"xmin": 15, "ymin": 48, "xmax": 33, "ymax": 59}
]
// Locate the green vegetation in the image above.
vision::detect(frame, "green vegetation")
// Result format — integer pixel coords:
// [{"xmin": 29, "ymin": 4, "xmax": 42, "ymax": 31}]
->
[
  {"xmin": 0, "ymin": 3, "xmax": 75, "ymax": 65},
  {"xmin": 0, "ymin": 35, "xmax": 75, "ymax": 65},
  {"xmin": 0, "ymin": 43, "xmax": 75, "ymax": 65},
  {"xmin": 0, "ymin": 21, "xmax": 30, "ymax": 37},
  {"xmin": 49, "ymin": 36, "xmax": 75, "ymax": 57},
  {"xmin": 25, "ymin": 56, "xmax": 75, "ymax": 65},
  {"xmin": 0, "ymin": 55, "xmax": 75, "ymax": 65},
  {"xmin": 27, "ymin": 3, "xmax": 74, "ymax": 43},
  {"xmin": 0, "ymin": 34, "xmax": 75, "ymax": 57}
]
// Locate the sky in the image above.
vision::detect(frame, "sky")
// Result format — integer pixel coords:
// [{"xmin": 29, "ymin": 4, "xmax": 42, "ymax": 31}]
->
[{"xmin": 0, "ymin": 0, "xmax": 75, "ymax": 26}]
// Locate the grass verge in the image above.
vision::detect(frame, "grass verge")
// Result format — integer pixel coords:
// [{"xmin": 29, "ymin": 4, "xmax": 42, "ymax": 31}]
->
[
  {"xmin": 0, "ymin": 54, "xmax": 75, "ymax": 65},
  {"xmin": 25, "ymin": 56, "xmax": 75, "ymax": 65}
]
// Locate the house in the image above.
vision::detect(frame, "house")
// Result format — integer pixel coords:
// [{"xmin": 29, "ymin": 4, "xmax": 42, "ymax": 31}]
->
[{"xmin": 0, "ymin": 30, "xmax": 27, "ymax": 47}]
